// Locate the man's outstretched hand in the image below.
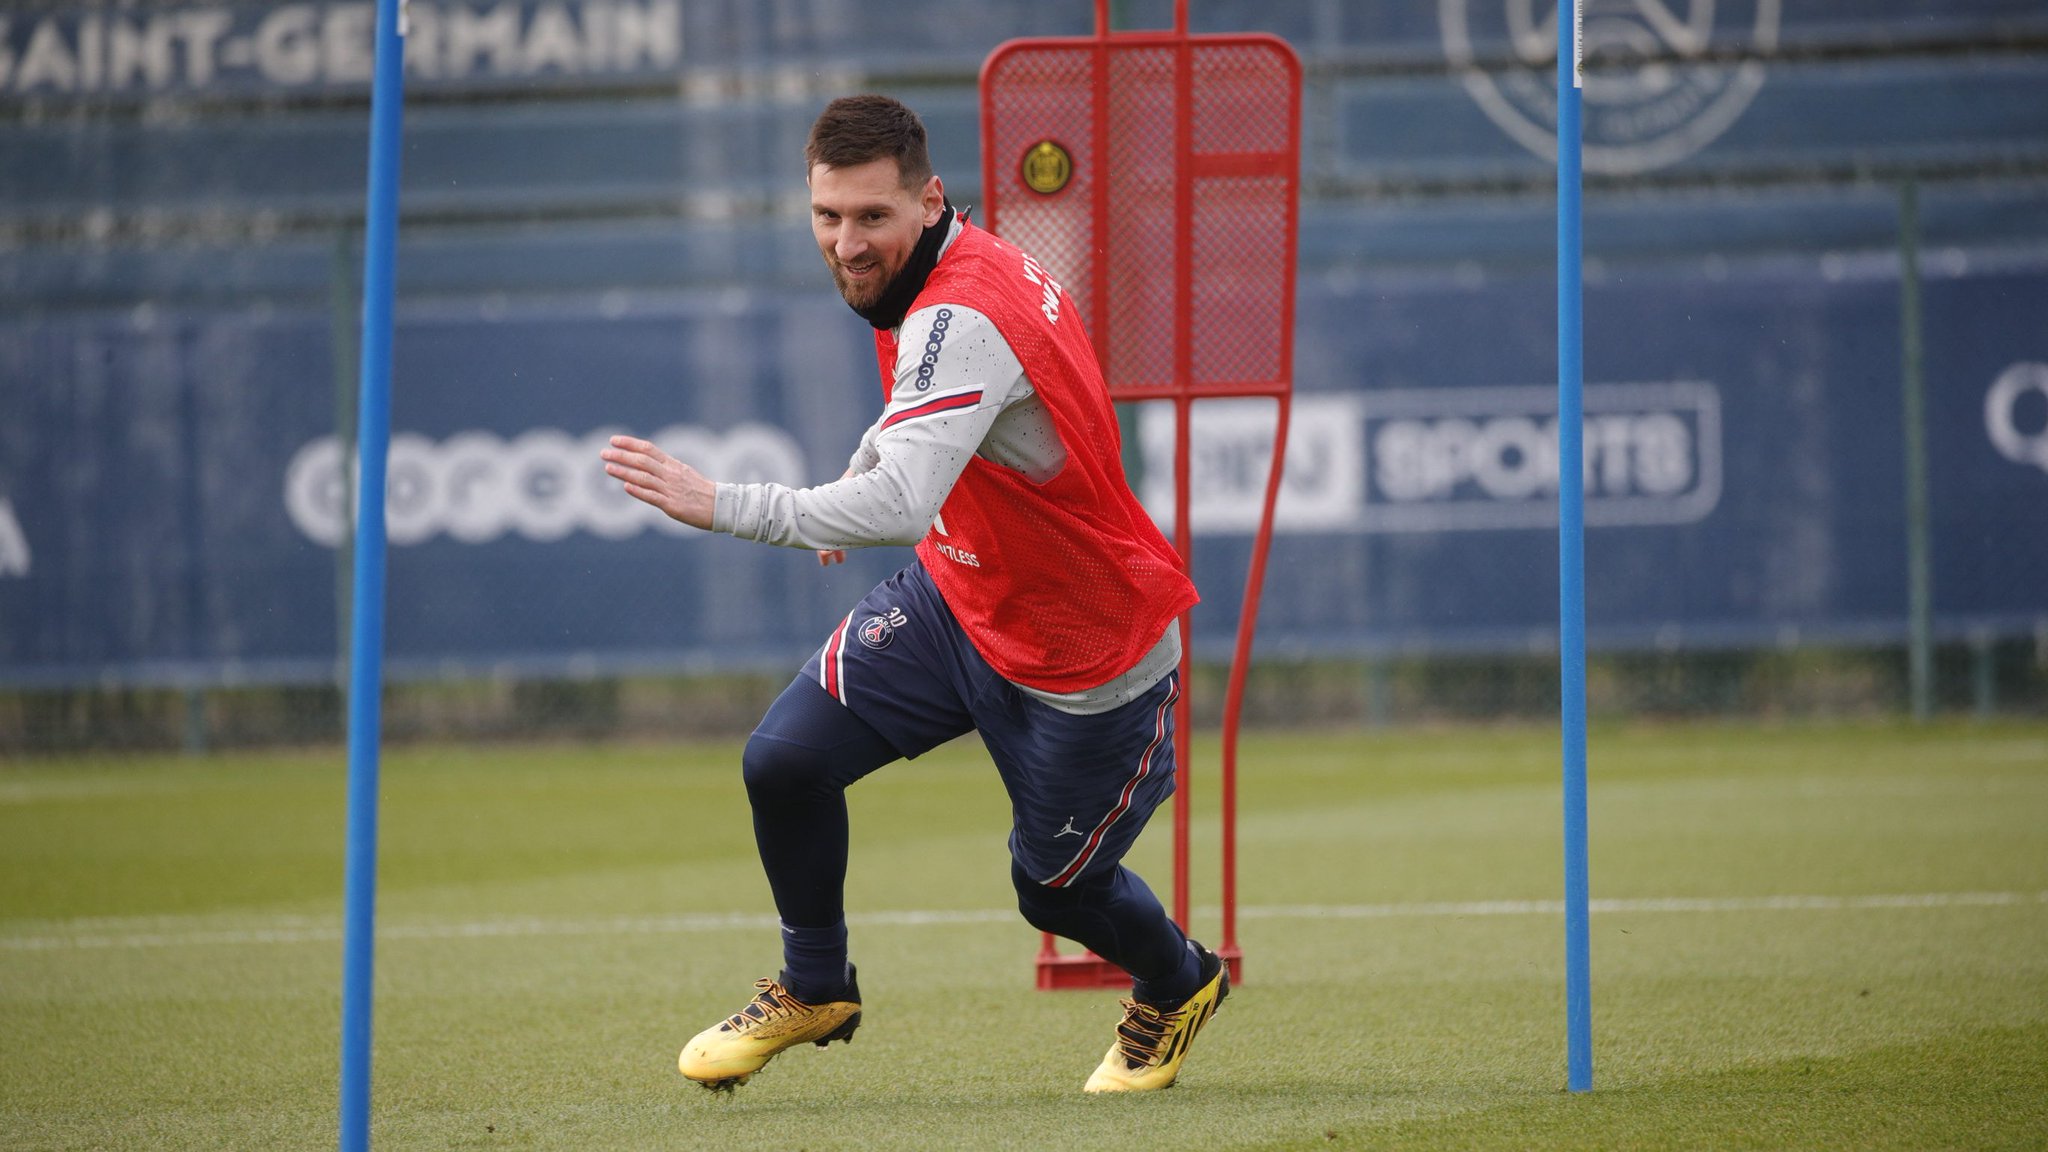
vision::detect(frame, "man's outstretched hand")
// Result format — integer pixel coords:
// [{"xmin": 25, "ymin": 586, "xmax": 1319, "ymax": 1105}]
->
[{"xmin": 601, "ymin": 435, "xmax": 716, "ymax": 530}]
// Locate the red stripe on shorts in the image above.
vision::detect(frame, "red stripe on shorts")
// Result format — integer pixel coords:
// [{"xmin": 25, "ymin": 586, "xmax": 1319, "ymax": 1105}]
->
[
  {"xmin": 818, "ymin": 613, "xmax": 852, "ymax": 705},
  {"xmin": 1043, "ymin": 676, "xmax": 1179, "ymax": 888}
]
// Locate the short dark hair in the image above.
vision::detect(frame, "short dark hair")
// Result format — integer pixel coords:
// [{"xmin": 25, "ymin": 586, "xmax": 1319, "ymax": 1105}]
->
[{"xmin": 805, "ymin": 95, "xmax": 933, "ymax": 189}]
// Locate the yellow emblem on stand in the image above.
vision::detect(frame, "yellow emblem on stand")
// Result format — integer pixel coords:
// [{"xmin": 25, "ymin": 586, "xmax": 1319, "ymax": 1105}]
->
[{"xmin": 1021, "ymin": 140, "xmax": 1073, "ymax": 195}]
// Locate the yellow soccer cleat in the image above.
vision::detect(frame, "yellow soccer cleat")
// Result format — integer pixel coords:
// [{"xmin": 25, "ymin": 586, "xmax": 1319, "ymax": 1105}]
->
[
  {"xmin": 1083, "ymin": 948, "xmax": 1228, "ymax": 1093},
  {"xmin": 677, "ymin": 971, "xmax": 862, "ymax": 1092}
]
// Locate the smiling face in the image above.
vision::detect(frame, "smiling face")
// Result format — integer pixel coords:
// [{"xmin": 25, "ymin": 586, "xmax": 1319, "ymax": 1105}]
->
[{"xmin": 808, "ymin": 157, "xmax": 945, "ymax": 311}]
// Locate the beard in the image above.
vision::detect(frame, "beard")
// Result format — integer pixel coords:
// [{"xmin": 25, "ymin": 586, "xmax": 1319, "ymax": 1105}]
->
[{"xmin": 828, "ymin": 255, "xmax": 894, "ymax": 310}]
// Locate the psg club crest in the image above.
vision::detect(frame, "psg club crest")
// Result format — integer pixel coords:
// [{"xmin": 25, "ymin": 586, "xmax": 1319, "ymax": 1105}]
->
[
  {"xmin": 858, "ymin": 607, "xmax": 909, "ymax": 650},
  {"xmin": 1439, "ymin": 0, "xmax": 1779, "ymax": 175}
]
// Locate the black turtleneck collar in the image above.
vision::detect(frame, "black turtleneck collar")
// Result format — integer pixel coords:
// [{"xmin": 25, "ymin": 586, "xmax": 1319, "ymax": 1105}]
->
[{"xmin": 851, "ymin": 203, "xmax": 956, "ymax": 331}]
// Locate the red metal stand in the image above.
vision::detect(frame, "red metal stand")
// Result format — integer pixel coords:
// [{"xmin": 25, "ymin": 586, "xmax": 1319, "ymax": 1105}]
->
[{"xmin": 982, "ymin": 0, "xmax": 1301, "ymax": 992}]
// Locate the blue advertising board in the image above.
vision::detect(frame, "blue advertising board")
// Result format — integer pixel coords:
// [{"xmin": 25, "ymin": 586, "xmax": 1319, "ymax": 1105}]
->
[
  {"xmin": 3, "ymin": 253, "xmax": 2044, "ymax": 686},
  {"xmin": 4, "ymin": 0, "xmax": 2046, "ymax": 687},
  {"xmin": 1161, "ymin": 257, "xmax": 2048, "ymax": 656}
]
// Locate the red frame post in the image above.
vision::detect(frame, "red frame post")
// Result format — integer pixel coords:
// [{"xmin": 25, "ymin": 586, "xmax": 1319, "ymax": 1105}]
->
[{"xmin": 983, "ymin": 0, "xmax": 1300, "ymax": 990}]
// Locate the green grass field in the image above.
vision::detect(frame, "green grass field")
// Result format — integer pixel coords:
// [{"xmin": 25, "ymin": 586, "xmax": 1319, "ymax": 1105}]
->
[{"xmin": 4, "ymin": 720, "xmax": 2046, "ymax": 1150}]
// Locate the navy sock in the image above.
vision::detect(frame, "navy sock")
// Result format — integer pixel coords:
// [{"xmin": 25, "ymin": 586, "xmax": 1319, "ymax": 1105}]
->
[
  {"xmin": 778, "ymin": 919, "xmax": 852, "ymax": 1003},
  {"xmin": 1132, "ymin": 939, "xmax": 1207, "ymax": 1008}
]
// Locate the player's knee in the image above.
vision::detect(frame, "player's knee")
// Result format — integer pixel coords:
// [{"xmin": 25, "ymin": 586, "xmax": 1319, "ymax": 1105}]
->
[
  {"xmin": 740, "ymin": 731, "xmax": 832, "ymax": 806},
  {"xmin": 1012, "ymin": 860, "xmax": 1084, "ymax": 931},
  {"xmin": 1014, "ymin": 885, "xmax": 1070, "ymax": 934}
]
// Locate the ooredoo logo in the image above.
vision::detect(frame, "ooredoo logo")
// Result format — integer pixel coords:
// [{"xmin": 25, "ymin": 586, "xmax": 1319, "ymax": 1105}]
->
[
  {"xmin": 1986, "ymin": 362, "xmax": 2048, "ymax": 474},
  {"xmin": 1440, "ymin": 0, "xmax": 1779, "ymax": 175},
  {"xmin": 914, "ymin": 308, "xmax": 953, "ymax": 392},
  {"xmin": 284, "ymin": 424, "xmax": 807, "ymax": 546}
]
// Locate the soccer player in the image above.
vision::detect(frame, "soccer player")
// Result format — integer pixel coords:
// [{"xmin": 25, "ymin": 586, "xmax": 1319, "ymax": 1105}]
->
[{"xmin": 599, "ymin": 94, "xmax": 1224, "ymax": 1094}]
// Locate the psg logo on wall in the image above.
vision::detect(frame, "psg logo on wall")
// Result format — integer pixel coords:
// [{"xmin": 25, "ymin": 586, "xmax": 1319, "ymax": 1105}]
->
[{"xmin": 1440, "ymin": 0, "xmax": 1780, "ymax": 175}]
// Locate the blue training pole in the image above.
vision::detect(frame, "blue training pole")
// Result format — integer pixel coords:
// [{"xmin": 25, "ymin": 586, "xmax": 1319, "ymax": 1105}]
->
[
  {"xmin": 1557, "ymin": 0, "xmax": 1594, "ymax": 1094},
  {"xmin": 340, "ymin": 1, "xmax": 407, "ymax": 1148}
]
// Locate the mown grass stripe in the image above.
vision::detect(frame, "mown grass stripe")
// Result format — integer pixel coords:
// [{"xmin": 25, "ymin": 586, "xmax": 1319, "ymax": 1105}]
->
[{"xmin": 6, "ymin": 890, "xmax": 2041, "ymax": 952}]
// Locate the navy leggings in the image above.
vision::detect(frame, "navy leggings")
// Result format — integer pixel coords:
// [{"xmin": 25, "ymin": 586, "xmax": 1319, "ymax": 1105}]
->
[{"xmin": 741, "ymin": 674, "xmax": 1192, "ymax": 988}]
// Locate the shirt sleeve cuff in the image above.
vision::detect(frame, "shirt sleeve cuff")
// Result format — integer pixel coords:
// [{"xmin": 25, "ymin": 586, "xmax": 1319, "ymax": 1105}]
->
[{"xmin": 711, "ymin": 483, "xmax": 739, "ymax": 534}]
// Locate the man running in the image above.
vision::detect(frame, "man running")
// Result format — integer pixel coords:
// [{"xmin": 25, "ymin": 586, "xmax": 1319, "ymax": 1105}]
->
[{"xmin": 600, "ymin": 94, "xmax": 1224, "ymax": 1094}]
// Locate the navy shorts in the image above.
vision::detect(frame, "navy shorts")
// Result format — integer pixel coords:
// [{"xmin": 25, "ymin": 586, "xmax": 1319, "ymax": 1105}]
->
[{"xmin": 802, "ymin": 560, "xmax": 1179, "ymax": 888}]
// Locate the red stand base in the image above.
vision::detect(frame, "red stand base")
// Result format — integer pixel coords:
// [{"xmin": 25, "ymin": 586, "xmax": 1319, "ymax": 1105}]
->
[
  {"xmin": 1034, "ymin": 950, "xmax": 1129, "ymax": 989},
  {"xmin": 1035, "ymin": 944, "xmax": 1244, "ymax": 990}
]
